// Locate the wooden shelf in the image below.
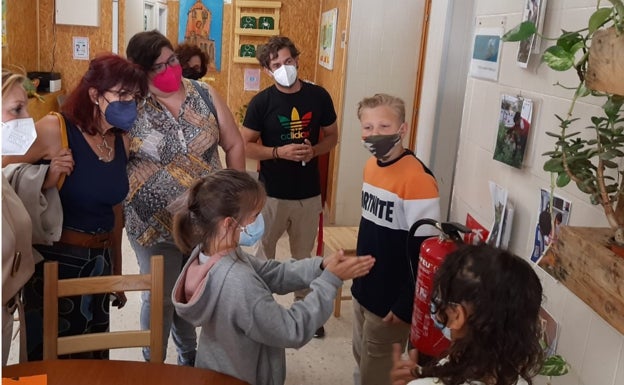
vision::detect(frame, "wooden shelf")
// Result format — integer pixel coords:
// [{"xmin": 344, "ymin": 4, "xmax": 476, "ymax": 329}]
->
[
  {"xmin": 233, "ymin": 1, "xmax": 281, "ymax": 65},
  {"xmin": 27, "ymin": 90, "xmax": 65, "ymax": 122}
]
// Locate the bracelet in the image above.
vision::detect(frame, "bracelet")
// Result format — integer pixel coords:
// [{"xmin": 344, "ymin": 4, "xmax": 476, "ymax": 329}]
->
[{"xmin": 272, "ymin": 146, "xmax": 280, "ymax": 159}]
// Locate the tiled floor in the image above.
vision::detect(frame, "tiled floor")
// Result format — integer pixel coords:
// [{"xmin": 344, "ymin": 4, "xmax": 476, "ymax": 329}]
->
[{"xmin": 7, "ymin": 232, "xmax": 356, "ymax": 385}]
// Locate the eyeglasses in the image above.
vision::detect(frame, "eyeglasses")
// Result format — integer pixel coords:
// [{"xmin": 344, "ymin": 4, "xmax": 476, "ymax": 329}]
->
[
  {"xmin": 429, "ymin": 298, "xmax": 460, "ymax": 320},
  {"xmin": 105, "ymin": 89, "xmax": 146, "ymax": 108},
  {"xmin": 151, "ymin": 55, "xmax": 180, "ymax": 74}
]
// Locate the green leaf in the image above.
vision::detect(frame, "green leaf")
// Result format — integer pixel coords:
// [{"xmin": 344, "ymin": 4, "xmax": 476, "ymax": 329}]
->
[
  {"xmin": 502, "ymin": 21, "xmax": 537, "ymax": 41},
  {"xmin": 603, "ymin": 97, "xmax": 624, "ymax": 120},
  {"xmin": 540, "ymin": 355, "xmax": 570, "ymax": 376},
  {"xmin": 575, "ymin": 83, "xmax": 591, "ymax": 98},
  {"xmin": 544, "ymin": 158, "xmax": 564, "ymax": 172},
  {"xmin": 542, "ymin": 46, "xmax": 575, "ymax": 71},
  {"xmin": 556, "ymin": 172, "xmax": 571, "ymax": 187},
  {"xmin": 557, "ymin": 31, "xmax": 584, "ymax": 52},
  {"xmin": 588, "ymin": 8, "xmax": 613, "ymax": 34}
]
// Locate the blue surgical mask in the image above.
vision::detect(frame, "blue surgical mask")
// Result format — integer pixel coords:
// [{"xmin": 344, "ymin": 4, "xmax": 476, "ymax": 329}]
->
[
  {"xmin": 430, "ymin": 300, "xmax": 453, "ymax": 341},
  {"xmin": 431, "ymin": 314, "xmax": 452, "ymax": 340},
  {"xmin": 238, "ymin": 214, "xmax": 265, "ymax": 247},
  {"xmin": 104, "ymin": 100, "xmax": 138, "ymax": 131}
]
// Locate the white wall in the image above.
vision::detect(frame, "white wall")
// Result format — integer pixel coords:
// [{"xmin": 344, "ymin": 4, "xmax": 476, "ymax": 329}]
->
[
  {"xmin": 333, "ymin": 0, "xmax": 426, "ymax": 225},
  {"xmin": 448, "ymin": 1, "xmax": 624, "ymax": 384}
]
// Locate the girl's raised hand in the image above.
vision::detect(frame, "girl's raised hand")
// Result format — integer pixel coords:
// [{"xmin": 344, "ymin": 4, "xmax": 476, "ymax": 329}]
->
[{"xmin": 323, "ymin": 250, "xmax": 375, "ymax": 281}]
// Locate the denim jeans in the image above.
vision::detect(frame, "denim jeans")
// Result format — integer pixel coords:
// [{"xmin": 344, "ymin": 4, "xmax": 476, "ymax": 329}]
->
[{"xmin": 128, "ymin": 238, "xmax": 196, "ymax": 364}]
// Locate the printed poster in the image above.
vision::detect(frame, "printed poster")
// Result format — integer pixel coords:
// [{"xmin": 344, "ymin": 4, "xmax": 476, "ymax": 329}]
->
[
  {"xmin": 469, "ymin": 27, "xmax": 503, "ymax": 81},
  {"xmin": 318, "ymin": 8, "xmax": 338, "ymax": 70}
]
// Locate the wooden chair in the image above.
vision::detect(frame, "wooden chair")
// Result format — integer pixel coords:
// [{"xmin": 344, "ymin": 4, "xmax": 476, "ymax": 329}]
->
[{"xmin": 43, "ymin": 255, "xmax": 164, "ymax": 362}]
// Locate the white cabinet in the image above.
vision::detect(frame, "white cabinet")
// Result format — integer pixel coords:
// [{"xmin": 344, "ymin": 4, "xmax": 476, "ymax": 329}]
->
[{"xmin": 56, "ymin": 0, "xmax": 100, "ymax": 27}]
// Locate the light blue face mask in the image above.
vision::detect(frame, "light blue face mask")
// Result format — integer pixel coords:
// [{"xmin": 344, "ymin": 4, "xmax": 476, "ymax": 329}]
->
[
  {"xmin": 431, "ymin": 313, "xmax": 452, "ymax": 341},
  {"xmin": 430, "ymin": 301, "xmax": 453, "ymax": 341},
  {"xmin": 238, "ymin": 214, "xmax": 265, "ymax": 247}
]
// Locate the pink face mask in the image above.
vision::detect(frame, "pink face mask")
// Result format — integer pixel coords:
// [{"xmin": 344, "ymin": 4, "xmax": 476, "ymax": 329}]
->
[{"xmin": 152, "ymin": 64, "xmax": 182, "ymax": 93}]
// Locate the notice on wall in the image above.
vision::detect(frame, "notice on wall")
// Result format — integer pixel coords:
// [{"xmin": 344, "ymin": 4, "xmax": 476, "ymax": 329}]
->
[
  {"xmin": 244, "ymin": 68, "xmax": 260, "ymax": 91},
  {"xmin": 469, "ymin": 27, "xmax": 503, "ymax": 81}
]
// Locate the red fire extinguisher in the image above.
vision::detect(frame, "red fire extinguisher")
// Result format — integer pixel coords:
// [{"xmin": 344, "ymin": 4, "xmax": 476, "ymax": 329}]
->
[{"xmin": 408, "ymin": 219, "xmax": 470, "ymax": 358}]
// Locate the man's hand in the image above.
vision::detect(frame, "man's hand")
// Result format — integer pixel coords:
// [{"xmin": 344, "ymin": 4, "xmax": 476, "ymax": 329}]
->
[{"xmin": 276, "ymin": 141, "xmax": 314, "ymax": 163}]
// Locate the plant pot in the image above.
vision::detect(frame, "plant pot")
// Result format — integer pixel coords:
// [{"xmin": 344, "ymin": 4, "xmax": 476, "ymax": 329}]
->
[
  {"xmin": 541, "ymin": 226, "xmax": 624, "ymax": 335},
  {"xmin": 586, "ymin": 27, "xmax": 624, "ymax": 95}
]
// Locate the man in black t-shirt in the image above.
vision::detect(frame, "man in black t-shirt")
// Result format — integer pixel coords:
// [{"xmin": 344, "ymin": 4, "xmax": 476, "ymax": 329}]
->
[{"xmin": 241, "ymin": 36, "xmax": 338, "ymax": 338}]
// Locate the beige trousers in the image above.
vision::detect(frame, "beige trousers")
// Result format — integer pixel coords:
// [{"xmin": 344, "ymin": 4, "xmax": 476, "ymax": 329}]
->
[
  {"xmin": 257, "ymin": 195, "xmax": 322, "ymax": 300},
  {"xmin": 352, "ymin": 298, "xmax": 410, "ymax": 385}
]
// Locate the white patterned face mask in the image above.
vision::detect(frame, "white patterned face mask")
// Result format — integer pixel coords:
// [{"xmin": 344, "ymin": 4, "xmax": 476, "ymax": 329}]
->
[
  {"xmin": 2, "ymin": 117, "xmax": 37, "ymax": 155},
  {"xmin": 272, "ymin": 65, "xmax": 298, "ymax": 87}
]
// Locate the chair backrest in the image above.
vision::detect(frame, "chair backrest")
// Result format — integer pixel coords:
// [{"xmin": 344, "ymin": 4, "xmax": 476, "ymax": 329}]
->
[{"xmin": 43, "ymin": 255, "xmax": 164, "ymax": 362}]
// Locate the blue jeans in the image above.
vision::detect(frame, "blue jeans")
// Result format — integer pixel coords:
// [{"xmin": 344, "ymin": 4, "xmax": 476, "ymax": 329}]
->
[{"xmin": 128, "ymin": 238, "xmax": 196, "ymax": 364}]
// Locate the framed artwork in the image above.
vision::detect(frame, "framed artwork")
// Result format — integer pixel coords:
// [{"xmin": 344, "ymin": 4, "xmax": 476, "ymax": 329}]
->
[
  {"xmin": 318, "ymin": 8, "xmax": 338, "ymax": 70},
  {"xmin": 179, "ymin": 0, "xmax": 223, "ymax": 71}
]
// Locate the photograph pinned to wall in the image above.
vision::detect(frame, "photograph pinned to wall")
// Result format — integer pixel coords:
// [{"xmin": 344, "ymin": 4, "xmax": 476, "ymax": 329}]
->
[
  {"xmin": 516, "ymin": 0, "xmax": 547, "ymax": 67},
  {"xmin": 318, "ymin": 8, "xmax": 338, "ymax": 70},
  {"xmin": 469, "ymin": 26, "xmax": 504, "ymax": 81},
  {"xmin": 485, "ymin": 181, "xmax": 508, "ymax": 248},
  {"xmin": 179, "ymin": 0, "xmax": 223, "ymax": 72},
  {"xmin": 530, "ymin": 188, "xmax": 571, "ymax": 264},
  {"xmin": 493, "ymin": 94, "xmax": 533, "ymax": 168}
]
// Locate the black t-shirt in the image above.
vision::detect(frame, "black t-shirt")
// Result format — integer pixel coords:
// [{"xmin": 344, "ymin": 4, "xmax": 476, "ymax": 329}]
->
[{"xmin": 243, "ymin": 81, "xmax": 337, "ymax": 199}]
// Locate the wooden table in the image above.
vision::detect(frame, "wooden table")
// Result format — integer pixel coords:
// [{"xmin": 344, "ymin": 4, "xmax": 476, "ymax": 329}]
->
[
  {"xmin": 2, "ymin": 359, "xmax": 249, "ymax": 385},
  {"xmin": 322, "ymin": 226, "xmax": 358, "ymax": 317}
]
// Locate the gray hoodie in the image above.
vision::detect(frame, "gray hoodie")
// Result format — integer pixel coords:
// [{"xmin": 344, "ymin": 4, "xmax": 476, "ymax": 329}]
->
[{"xmin": 172, "ymin": 246, "xmax": 342, "ymax": 385}]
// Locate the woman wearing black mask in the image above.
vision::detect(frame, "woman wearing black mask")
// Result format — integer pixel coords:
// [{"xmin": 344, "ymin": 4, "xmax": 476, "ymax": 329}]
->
[
  {"xmin": 175, "ymin": 43, "xmax": 208, "ymax": 80},
  {"xmin": 2, "ymin": 54, "xmax": 148, "ymax": 361}
]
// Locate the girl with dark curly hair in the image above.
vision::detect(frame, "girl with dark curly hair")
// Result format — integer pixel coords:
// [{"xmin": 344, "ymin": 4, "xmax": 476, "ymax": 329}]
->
[{"xmin": 391, "ymin": 244, "xmax": 544, "ymax": 385}]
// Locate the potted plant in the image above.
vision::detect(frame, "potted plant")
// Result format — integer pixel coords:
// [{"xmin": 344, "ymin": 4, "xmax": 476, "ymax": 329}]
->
[
  {"xmin": 502, "ymin": 1, "xmax": 624, "ymax": 337},
  {"xmin": 503, "ymin": 1, "xmax": 624, "ymax": 245}
]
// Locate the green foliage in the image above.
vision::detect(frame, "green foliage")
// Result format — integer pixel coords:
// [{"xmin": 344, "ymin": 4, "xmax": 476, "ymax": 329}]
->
[
  {"xmin": 502, "ymin": 1, "xmax": 624, "ymax": 233},
  {"xmin": 540, "ymin": 355, "xmax": 570, "ymax": 377}
]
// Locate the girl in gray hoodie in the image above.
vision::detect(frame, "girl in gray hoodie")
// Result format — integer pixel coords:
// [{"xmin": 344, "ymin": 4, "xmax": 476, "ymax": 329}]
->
[{"xmin": 171, "ymin": 169, "xmax": 375, "ymax": 385}]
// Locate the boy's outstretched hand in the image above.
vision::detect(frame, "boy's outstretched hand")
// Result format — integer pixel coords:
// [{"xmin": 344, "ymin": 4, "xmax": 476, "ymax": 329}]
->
[{"xmin": 322, "ymin": 250, "xmax": 375, "ymax": 281}]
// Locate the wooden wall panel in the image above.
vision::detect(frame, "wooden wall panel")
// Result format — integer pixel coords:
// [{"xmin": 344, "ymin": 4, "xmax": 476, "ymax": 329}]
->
[
  {"xmin": 3, "ymin": 0, "xmax": 39, "ymax": 72},
  {"xmin": 38, "ymin": 0, "xmax": 114, "ymax": 92},
  {"xmin": 226, "ymin": 0, "xmax": 322, "ymax": 125}
]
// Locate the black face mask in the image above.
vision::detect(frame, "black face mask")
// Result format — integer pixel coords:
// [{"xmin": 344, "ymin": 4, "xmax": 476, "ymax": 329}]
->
[{"xmin": 182, "ymin": 68, "xmax": 203, "ymax": 80}]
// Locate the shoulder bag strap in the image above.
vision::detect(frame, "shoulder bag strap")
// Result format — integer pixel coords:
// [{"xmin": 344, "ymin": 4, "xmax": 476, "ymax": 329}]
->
[
  {"xmin": 48, "ymin": 111, "xmax": 68, "ymax": 190},
  {"xmin": 190, "ymin": 80, "xmax": 219, "ymax": 124}
]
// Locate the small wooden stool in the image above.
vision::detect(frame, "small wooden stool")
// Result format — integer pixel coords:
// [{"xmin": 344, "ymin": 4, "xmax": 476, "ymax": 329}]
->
[{"xmin": 322, "ymin": 226, "xmax": 358, "ymax": 317}]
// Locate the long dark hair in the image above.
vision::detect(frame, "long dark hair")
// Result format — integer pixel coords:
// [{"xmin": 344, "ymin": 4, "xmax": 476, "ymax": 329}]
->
[
  {"xmin": 61, "ymin": 53, "xmax": 147, "ymax": 135},
  {"xmin": 172, "ymin": 169, "xmax": 266, "ymax": 255},
  {"xmin": 423, "ymin": 244, "xmax": 544, "ymax": 385}
]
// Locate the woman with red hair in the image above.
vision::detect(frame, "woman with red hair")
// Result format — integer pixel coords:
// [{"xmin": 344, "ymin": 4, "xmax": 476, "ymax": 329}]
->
[{"xmin": 3, "ymin": 53, "xmax": 147, "ymax": 361}]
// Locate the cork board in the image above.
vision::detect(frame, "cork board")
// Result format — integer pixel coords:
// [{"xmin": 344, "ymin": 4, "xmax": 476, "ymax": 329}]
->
[
  {"xmin": 2, "ymin": 0, "xmax": 39, "ymax": 71},
  {"xmin": 36, "ymin": 0, "xmax": 114, "ymax": 92}
]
